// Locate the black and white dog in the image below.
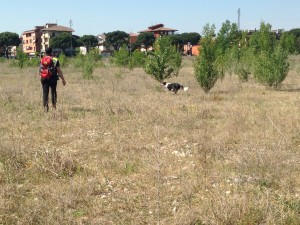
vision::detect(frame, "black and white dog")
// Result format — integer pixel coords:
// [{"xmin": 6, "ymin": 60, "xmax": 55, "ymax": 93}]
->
[{"xmin": 161, "ymin": 82, "xmax": 189, "ymax": 94}]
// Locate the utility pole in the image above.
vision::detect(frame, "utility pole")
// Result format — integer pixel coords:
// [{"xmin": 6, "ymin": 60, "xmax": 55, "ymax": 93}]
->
[
  {"xmin": 69, "ymin": 19, "xmax": 73, "ymax": 56},
  {"xmin": 237, "ymin": 8, "xmax": 241, "ymax": 30}
]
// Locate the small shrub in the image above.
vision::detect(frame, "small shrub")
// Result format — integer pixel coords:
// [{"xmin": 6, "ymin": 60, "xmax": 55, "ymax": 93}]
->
[
  {"xmin": 82, "ymin": 57, "xmax": 94, "ymax": 79},
  {"xmin": 16, "ymin": 51, "xmax": 28, "ymax": 69},
  {"xmin": 72, "ymin": 50, "xmax": 102, "ymax": 79},
  {"xmin": 114, "ymin": 45, "xmax": 130, "ymax": 67},
  {"xmin": 26, "ymin": 57, "xmax": 40, "ymax": 67},
  {"xmin": 72, "ymin": 53, "xmax": 85, "ymax": 68},
  {"xmin": 58, "ymin": 53, "xmax": 67, "ymax": 67},
  {"xmin": 130, "ymin": 49, "xmax": 146, "ymax": 68}
]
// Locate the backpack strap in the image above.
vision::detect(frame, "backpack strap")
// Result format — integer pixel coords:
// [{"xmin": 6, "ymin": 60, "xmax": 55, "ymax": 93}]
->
[{"xmin": 52, "ymin": 57, "xmax": 58, "ymax": 68}]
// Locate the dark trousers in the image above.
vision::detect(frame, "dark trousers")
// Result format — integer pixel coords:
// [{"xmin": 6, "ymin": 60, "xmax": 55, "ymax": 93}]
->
[{"xmin": 41, "ymin": 78, "xmax": 57, "ymax": 110}]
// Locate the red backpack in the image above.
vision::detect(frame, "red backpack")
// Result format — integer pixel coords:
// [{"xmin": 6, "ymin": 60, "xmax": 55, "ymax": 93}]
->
[{"xmin": 40, "ymin": 56, "xmax": 54, "ymax": 79}]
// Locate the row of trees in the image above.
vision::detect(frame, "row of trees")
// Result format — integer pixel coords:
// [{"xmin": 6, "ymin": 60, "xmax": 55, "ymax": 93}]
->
[
  {"xmin": 196, "ymin": 21, "xmax": 293, "ymax": 92},
  {"xmin": 111, "ymin": 20, "xmax": 297, "ymax": 93},
  {"xmin": 49, "ymin": 31, "xmax": 201, "ymax": 54},
  {"xmin": 0, "ymin": 30, "xmax": 201, "ymax": 57}
]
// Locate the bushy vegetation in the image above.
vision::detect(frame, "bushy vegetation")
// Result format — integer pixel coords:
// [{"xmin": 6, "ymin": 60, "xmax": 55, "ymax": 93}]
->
[
  {"xmin": 71, "ymin": 49, "xmax": 103, "ymax": 79},
  {"xmin": 130, "ymin": 49, "xmax": 146, "ymax": 68},
  {"xmin": 253, "ymin": 45, "xmax": 289, "ymax": 88},
  {"xmin": 194, "ymin": 24, "xmax": 220, "ymax": 93},
  {"xmin": 249, "ymin": 22, "xmax": 290, "ymax": 88},
  {"xmin": 144, "ymin": 36, "xmax": 182, "ymax": 82},
  {"xmin": 113, "ymin": 44, "xmax": 130, "ymax": 67},
  {"xmin": 196, "ymin": 21, "xmax": 292, "ymax": 92}
]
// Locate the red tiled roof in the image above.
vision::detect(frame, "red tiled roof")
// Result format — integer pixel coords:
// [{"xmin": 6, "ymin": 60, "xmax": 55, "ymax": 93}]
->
[
  {"xmin": 130, "ymin": 32, "xmax": 138, "ymax": 36},
  {"xmin": 148, "ymin": 24, "xmax": 164, "ymax": 30},
  {"xmin": 139, "ymin": 24, "xmax": 177, "ymax": 33}
]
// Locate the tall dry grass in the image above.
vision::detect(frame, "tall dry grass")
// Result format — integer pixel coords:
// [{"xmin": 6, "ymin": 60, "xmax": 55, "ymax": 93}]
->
[{"xmin": 0, "ymin": 57, "xmax": 300, "ymax": 224}]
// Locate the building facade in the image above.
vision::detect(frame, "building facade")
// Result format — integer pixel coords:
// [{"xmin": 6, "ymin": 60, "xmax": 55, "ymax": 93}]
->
[
  {"xmin": 22, "ymin": 23, "xmax": 74, "ymax": 55},
  {"xmin": 22, "ymin": 26, "xmax": 44, "ymax": 55},
  {"xmin": 41, "ymin": 24, "xmax": 74, "ymax": 52}
]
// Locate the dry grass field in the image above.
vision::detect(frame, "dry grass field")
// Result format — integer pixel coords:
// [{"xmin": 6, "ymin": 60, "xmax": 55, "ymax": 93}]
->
[{"xmin": 1, "ymin": 56, "xmax": 300, "ymax": 225}]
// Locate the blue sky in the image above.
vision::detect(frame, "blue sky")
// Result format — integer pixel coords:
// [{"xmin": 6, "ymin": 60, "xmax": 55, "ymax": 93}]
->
[{"xmin": 2, "ymin": 0, "xmax": 299, "ymax": 36}]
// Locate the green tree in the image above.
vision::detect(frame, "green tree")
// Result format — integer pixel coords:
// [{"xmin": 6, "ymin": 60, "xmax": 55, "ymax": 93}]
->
[
  {"xmin": 113, "ymin": 45, "xmax": 130, "ymax": 67},
  {"xmin": 216, "ymin": 20, "xmax": 250, "ymax": 81},
  {"xmin": 194, "ymin": 24, "xmax": 219, "ymax": 93},
  {"xmin": 253, "ymin": 45, "xmax": 289, "ymax": 88},
  {"xmin": 130, "ymin": 49, "xmax": 146, "ymax": 68},
  {"xmin": 180, "ymin": 32, "xmax": 201, "ymax": 45},
  {"xmin": 287, "ymin": 28, "xmax": 300, "ymax": 53},
  {"xmin": 133, "ymin": 32, "xmax": 155, "ymax": 50},
  {"xmin": 216, "ymin": 20, "xmax": 241, "ymax": 55},
  {"xmin": 249, "ymin": 22, "xmax": 290, "ymax": 88},
  {"xmin": 168, "ymin": 34, "xmax": 182, "ymax": 45},
  {"xmin": 0, "ymin": 32, "xmax": 21, "ymax": 47},
  {"xmin": 144, "ymin": 36, "xmax": 182, "ymax": 82},
  {"xmin": 279, "ymin": 32, "xmax": 297, "ymax": 54},
  {"xmin": 78, "ymin": 35, "xmax": 98, "ymax": 53},
  {"xmin": 50, "ymin": 32, "xmax": 78, "ymax": 52},
  {"xmin": 105, "ymin": 31, "xmax": 129, "ymax": 50},
  {"xmin": 248, "ymin": 22, "xmax": 276, "ymax": 54}
]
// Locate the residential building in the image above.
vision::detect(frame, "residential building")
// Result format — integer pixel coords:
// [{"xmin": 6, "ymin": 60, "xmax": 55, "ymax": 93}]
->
[
  {"xmin": 95, "ymin": 33, "xmax": 114, "ymax": 53},
  {"xmin": 96, "ymin": 33, "xmax": 107, "ymax": 52},
  {"xmin": 139, "ymin": 23, "xmax": 177, "ymax": 38},
  {"xmin": 41, "ymin": 24, "xmax": 74, "ymax": 52},
  {"xmin": 22, "ymin": 23, "xmax": 74, "ymax": 55},
  {"xmin": 22, "ymin": 26, "xmax": 44, "ymax": 55}
]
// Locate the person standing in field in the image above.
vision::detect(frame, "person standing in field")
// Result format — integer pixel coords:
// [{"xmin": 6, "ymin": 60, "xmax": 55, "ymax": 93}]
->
[{"xmin": 39, "ymin": 47, "xmax": 66, "ymax": 112}]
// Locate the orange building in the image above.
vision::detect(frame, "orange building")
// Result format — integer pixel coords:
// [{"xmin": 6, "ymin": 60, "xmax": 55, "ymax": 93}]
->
[
  {"xmin": 22, "ymin": 26, "xmax": 44, "ymax": 55},
  {"xmin": 183, "ymin": 44, "xmax": 200, "ymax": 56}
]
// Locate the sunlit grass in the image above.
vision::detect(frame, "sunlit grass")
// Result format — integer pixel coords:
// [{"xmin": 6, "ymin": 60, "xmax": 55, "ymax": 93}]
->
[{"xmin": 0, "ymin": 56, "xmax": 300, "ymax": 224}]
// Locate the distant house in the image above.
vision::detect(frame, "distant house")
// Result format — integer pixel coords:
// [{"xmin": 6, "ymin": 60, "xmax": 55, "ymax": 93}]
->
[
  {"xmin": 139, "ymin": 24, "xmax": 177, "ymax": 38},
  {"xmin": 95, "ymin": 33, "xmax": 114, "ymax": 53},
  {"xmin": 22, "ymin": 23, "xmax": 74, "ymax": 55},
  {"xmin": 41, "ymin": 24, "xmax": 74, "ymax": 52},
  {"xmin": 96, "ymin": 33, "xmax": 107, "ymax": 52},
  {"xmin": 22, "ymin": 26, "xmax": 44, "ymax": 55}
]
